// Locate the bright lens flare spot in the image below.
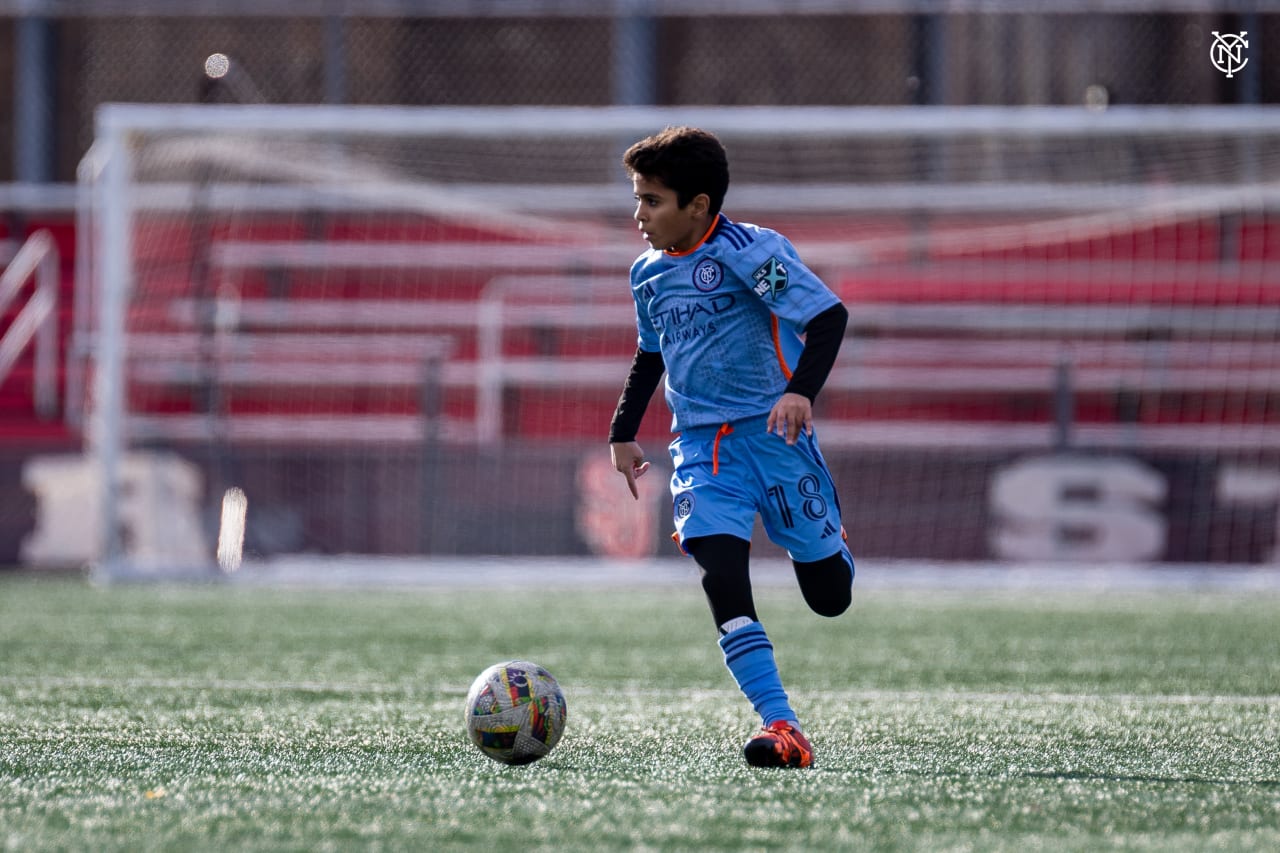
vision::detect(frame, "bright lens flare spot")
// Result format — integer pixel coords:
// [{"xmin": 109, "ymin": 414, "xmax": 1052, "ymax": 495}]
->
[{"xmin": 204, "ymin": 53, "xmax": 231, "ymax": 79}]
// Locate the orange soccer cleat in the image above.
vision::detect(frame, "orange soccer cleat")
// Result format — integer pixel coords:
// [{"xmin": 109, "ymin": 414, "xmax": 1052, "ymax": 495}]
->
[{"xmin": 743, "ymin": 720, "xmax": 813, "ymax": 768}]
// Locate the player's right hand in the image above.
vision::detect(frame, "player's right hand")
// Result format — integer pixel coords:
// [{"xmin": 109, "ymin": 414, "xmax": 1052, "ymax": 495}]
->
[{"xmin": 610, "ymin": 441, "xmax": 651, "ymax": 500}]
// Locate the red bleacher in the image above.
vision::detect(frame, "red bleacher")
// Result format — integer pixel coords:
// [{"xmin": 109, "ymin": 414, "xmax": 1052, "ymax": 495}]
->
[
  {"xmin": 0, "ymin": 216, "xmax": 77, "ymax": 445},
  {"xmin": 3, "ymin": 209, "xmax": 1277, "ymax": 448}
]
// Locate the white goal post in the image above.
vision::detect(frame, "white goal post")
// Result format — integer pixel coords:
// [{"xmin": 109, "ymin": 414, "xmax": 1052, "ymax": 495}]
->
[{"xmin": 79, "ymin": 103, "xmax": 1280, "ymax": 579}]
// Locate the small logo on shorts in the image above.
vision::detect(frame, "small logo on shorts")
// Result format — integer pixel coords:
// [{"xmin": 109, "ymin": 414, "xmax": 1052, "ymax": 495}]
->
[
  {"xmin": 692, "ymin": 259, "xmax": 722, "ymax": 292},
  {"xmin": 674, "ymin": 492, "xmax": 695, "ymax": 520}
]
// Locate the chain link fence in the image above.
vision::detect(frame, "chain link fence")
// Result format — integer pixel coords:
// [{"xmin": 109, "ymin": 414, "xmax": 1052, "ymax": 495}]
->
[{"xmin": 0, "ymin": 5, "xmax": 1277, "ymax": 182}]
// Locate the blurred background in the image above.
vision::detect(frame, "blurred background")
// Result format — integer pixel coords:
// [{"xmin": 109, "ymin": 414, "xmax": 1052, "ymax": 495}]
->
[
  {"xmin": 1, "ymin": 0, "xmax": 1278, "ymax": 577},
  {"xmin": 1, "ymin": 1, "xmax": 1275, "ymax": 184}
]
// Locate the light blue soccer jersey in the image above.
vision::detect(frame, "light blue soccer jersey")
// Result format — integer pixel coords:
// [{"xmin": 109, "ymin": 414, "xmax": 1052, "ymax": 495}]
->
[{"xmin": 630, "ymin": 214, "xmax": 841, "ymax": 433}]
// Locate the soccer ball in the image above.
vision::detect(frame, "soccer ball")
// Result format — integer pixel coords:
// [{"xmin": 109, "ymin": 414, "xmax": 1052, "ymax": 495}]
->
[{"xmin": 464, "ymin": 660, "xmax": 567, "ymax": 765}]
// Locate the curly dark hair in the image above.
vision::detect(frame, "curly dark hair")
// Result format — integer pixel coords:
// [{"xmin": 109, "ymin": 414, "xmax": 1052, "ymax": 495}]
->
[{"xmin": 623, "ymin": 126, "xmax": 730, "ymax": 218}]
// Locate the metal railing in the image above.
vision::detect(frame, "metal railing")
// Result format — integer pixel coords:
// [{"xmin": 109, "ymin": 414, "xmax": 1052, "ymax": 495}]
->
[{"xmin": 0, "ymin": 229, "xmax": 60, "ymax": 420}]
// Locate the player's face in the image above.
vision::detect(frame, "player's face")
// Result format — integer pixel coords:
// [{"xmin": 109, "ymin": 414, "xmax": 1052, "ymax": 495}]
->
[{"xmin": 632, "ymin": 174, "xmax": 707, "ymax": 254}]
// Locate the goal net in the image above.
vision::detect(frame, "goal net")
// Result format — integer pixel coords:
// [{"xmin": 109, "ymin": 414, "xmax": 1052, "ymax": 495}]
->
[{"xmin": 76, "ymin": 104, "xmax": 1280, "ymax": 579}]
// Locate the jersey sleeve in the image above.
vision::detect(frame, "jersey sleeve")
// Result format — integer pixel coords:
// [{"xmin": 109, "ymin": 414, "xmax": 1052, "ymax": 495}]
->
[
  {"xmin": 630, "ymin": 263, "xmax": 661, "ymax": 353},
  {"xmin": 739, "ymin": 231, "xmax": 840, "ymax": 328}
]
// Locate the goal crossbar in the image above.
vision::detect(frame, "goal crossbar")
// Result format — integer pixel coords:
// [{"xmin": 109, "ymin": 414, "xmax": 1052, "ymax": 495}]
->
[{"xmin": 98, "ymin": 104, "xmax": 1280, "ymax": 139}]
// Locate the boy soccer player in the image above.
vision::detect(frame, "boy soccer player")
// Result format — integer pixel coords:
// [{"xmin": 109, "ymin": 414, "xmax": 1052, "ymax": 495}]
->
[{"xmin": 609, "ymin": 126, "xmax": 855, "ymax": 769}]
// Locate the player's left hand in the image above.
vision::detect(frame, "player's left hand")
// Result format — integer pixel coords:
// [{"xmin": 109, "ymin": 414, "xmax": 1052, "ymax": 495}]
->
[
  {"xmin": 767, "ymin": 392, "xmax": 813, "ymax": 445},
  {"xmin": 610, "ymin": 441, "xmax": 651, "ymax": 500}
]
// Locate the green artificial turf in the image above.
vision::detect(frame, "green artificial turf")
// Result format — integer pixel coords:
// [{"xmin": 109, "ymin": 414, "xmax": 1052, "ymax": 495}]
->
[{"xmin": 1, "ymin": 575, "xmax": 1277, "ymax": 851}]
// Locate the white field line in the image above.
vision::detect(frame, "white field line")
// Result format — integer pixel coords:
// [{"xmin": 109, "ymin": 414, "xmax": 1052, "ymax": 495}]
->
[
  {"xmin": 0, "ymin": 675, "xmax": 1275, "ymax": 708},
  {"xmin": 222, "ymin": 557, "xmax": 1280, "ymax": 594}
]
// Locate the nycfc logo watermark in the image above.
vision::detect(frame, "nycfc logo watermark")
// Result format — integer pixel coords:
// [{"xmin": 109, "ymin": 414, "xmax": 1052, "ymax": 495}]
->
[{"xmin": 1210, "ymin": 31, "xmax": 1248, "ymax": 78}]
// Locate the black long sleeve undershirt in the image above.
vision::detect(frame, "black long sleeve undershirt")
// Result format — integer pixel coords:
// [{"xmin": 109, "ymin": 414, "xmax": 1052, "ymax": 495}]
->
[
  {"xmin": 608, "ymin": 348, "xmax": 666, "ymax": 443},
  {"xmin": 784, "ymin": 302, "xmax": 849, "ymax": 402},
  {"xmin": 607, "ymin": 302, "xmax": 849, "ymax": 443}
]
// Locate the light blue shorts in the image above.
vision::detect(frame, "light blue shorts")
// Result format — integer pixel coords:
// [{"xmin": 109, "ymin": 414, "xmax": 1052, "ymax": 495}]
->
[{"xmin": 668, "ymin": 413, "xmax": 850, "ymax": 563}]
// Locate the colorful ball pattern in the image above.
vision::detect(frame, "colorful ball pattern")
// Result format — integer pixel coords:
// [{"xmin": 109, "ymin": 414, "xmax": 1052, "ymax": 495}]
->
[{"xmin": 464, "ymin": 660, "xmax": 567, "ymax": 765}]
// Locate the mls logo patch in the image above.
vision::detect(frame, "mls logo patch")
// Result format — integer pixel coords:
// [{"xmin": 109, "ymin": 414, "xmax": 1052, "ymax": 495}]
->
[
  {"xmin": 674, "ymin": 492, "xmax": 695, "ymax": 521},
  {"xmin": 692, "ymin": 259, "xmax": 723, "ymax": 292},
  {"xmin": 752, "ymin": 257, "xmax": 789, "ymax": 299}
]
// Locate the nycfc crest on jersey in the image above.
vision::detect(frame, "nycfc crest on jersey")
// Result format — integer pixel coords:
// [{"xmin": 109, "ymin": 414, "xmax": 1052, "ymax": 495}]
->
[{"xmin": 693, "ymin": 259, "xmax": 723, "ymax": 292}]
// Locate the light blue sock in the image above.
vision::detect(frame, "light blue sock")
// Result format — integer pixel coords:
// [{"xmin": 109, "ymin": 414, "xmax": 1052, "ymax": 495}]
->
[{"xmin": 718, "ymin": 620, "xmax": 797, "ymax": 727}]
